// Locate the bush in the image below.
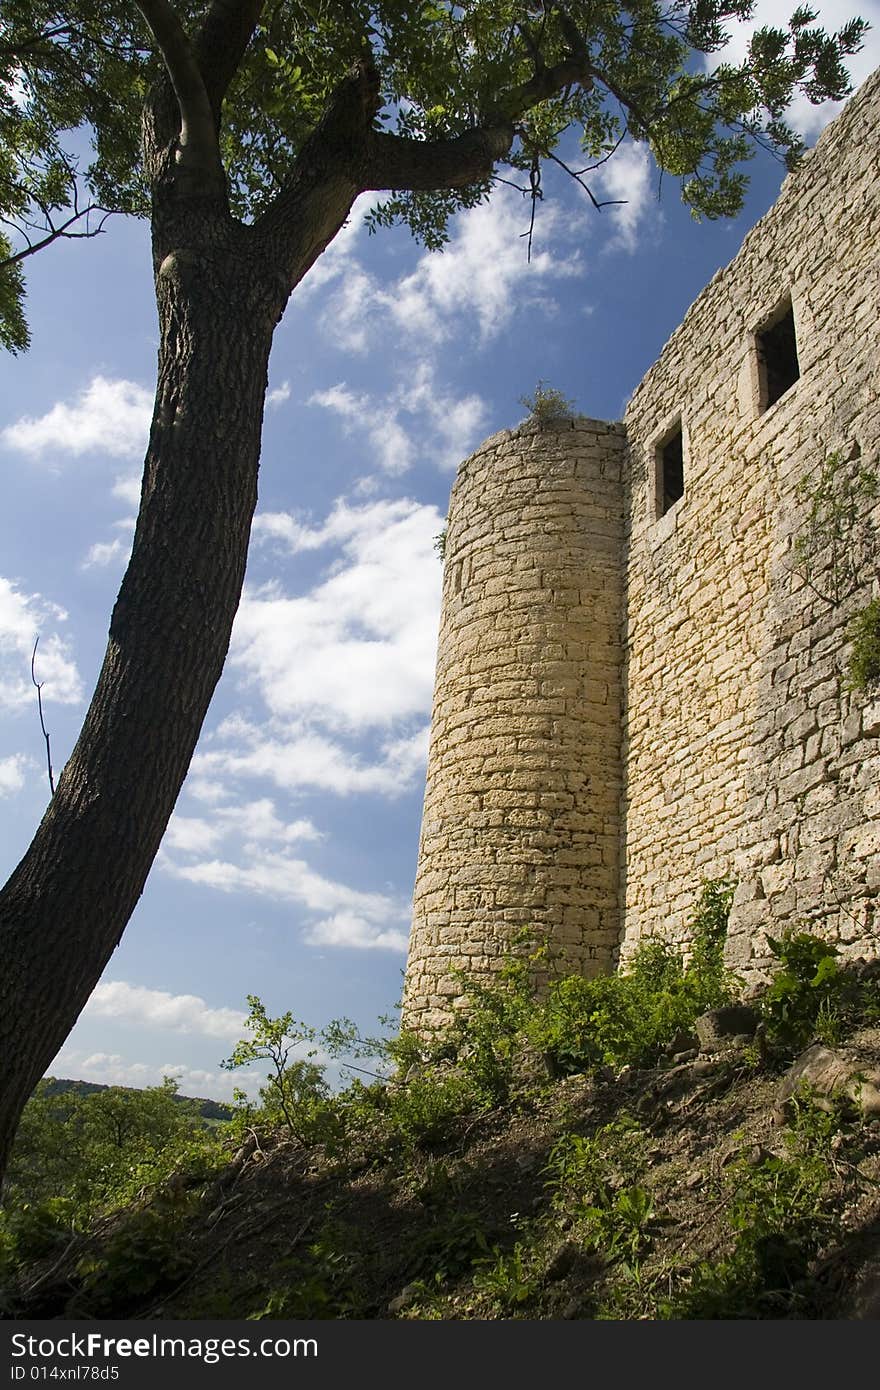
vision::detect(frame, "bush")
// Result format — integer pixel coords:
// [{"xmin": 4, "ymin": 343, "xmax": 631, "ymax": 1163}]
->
[
  {"xmin": 3, "ymin": 1078, "xmax": 224, "ymax": 1221},
  {"xmin": 846, "ymin": 597, "xmax": 880, "ymax": 691},
  {"xmin": 525, "ymin": 879, "xmax": 735, "ymax": 1075},
  {"xmin": 761, "ymin": 930, "xmax": 858, "ymax": 1050},
  {"xmin": 385, "ymin": 1070, "xmax": 480, "ymax": 1148},
  {"xmin": 665, "ymin": 1095, "xmax": 852, "ymax": 1318},
  {"xmin": 518, "ymin": 380, "xmax": 575, "ymax": 426}
]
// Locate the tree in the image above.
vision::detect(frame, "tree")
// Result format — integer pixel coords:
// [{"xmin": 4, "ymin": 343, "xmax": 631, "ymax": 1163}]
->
[
  {"xmin": 0, "ymin": 0, "xmax": 866, "ymax": 1183},
  {"xmin": 4, "ymin": 1076, "xmax": 210, "ymax": 1218}
]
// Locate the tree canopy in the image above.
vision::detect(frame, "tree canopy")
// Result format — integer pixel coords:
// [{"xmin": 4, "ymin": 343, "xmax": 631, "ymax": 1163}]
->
[{"xmin": 1, "ymin": 0, "xmax": 867, "ymax": 350}]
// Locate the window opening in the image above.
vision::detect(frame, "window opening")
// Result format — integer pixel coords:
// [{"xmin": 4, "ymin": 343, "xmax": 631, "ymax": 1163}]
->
[
  {"xmin": 657, "ymin": 425, "xmax": 684, "ymax": 516},
  {"xmin": 756, "ymin": 299, "xmax": 800, "ymax": 410}
]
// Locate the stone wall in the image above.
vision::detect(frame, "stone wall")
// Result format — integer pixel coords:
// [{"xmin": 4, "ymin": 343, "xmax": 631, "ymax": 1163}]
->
[
  {"xmin": 402, "ymin": 70, "xmax": 880, "ymax": 1029},
  {"xmin": 402, "ymin": 422, "xmax": 626, "ymax": 1030},
  {"xmin": 621, "ymin": 67, "xmax": 880, "ymax": 977}
]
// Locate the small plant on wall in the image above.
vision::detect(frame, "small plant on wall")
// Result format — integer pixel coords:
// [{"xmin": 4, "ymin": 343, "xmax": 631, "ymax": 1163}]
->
[
  {"xmin": 845, "ymin": 597, "xmax": 880, "ymax": 691},
  {"xmin": 792, "ymin": 447, "xmax": 879, "ymax": 691},
  {"xmin": 792, "ymin": 447, "xmax": 877, "ymax": 606},
  {"xmin": 518, "ymin": 380, "xmax": 576, "ymax": 427}
]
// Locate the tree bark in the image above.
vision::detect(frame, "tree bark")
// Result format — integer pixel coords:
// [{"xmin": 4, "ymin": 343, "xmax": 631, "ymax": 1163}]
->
[{"xmin": 0, "ymin": 205, "xmax": 283, "ymax": 1183}]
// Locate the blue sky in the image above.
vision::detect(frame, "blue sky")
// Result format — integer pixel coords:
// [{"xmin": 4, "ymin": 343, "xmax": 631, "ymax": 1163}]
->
[{"xmin": 2, "ymin": 3, "xmax": 878, "ymax": 1101}]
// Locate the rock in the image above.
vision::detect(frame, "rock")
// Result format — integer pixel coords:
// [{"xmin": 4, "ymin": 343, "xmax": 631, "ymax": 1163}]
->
[
  {"xmin": 695, "ymin": 1005, "xmax": 762, "ymax": 1054},
  {"xmin": 776, "ymin": 1043, "xmax": 880, "ymax": 1118},
  {"xmin": 388, "ymin": 1283, "xmax": 423, "ymax": 1315},
  {"xmin": 512, "ymin": 1044, "xmax": 558, "ymax": 1085},
  {"xmin": 691, "ymin": 1057, "xmax": 721, "ymax": 1076}
]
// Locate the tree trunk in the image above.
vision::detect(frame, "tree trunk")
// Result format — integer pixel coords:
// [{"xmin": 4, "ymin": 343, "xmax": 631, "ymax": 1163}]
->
[{"xmin": 0, "ymin": 213, "xmax": 282, "ymax": 1183}]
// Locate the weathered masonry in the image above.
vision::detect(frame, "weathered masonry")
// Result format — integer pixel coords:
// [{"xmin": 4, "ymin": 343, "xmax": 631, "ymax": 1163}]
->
[{"xmin": 402, "ymin": 68, "xmax": 880, "ymax": 1032}]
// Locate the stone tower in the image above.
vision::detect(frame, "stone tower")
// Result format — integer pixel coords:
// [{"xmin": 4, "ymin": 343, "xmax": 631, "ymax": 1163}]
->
[
  {"xmin": 402, "ymin": 70, "xmax": 880, "ymax": 1034},
  {"xmin": 402, "ymin": 420, "xmax": 627, "ymax": 1032}
]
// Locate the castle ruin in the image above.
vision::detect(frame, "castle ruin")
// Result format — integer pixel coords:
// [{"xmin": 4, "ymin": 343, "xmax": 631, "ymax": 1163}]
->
[{"xmin": 402, "ymin": 69, "xmax": 880, "ymax": 1032}]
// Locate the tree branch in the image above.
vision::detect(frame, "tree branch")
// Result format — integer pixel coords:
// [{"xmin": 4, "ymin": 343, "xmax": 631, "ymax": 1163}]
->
[
  {"xmin": 492, "ymin": 53, "xmax": 593, "ymax": 123},
  {"xmin": 365, "ymin": 124, "xmax": 515, "ymax": 192},
  {"xmin": 254, "ymin": 56, "xmax": 382, "ymax": 283},
  {"xmin": 31, "ymin": 638, "xmax": 55, "ymax": 797},
  {"xmin": 192, "ymin": 0, "xmax": 267, "ymax": 126},
  {"xmin": 542, "ymin": 147, "xmax": 628, "ymax": 212},
  {"xmin": 134, "ymin": 0, "xmax": 223, "ymax": 191},
  {"xmin": 0, "ymin": 206, "xmax": 113, "ymax": 271}
]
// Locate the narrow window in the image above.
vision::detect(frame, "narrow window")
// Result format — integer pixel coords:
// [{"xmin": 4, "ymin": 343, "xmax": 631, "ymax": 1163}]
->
[
  {"xmin": 656, "ymin": 423, "xmax": 684, "ymax": 517},
  {"xmin": 755, "ymin": 297, "xmax": 800, "ymax": 410}
]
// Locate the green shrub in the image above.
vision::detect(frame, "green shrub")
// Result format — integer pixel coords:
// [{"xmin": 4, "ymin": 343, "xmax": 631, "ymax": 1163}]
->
[
  {"xmin": 665, "ymin": 1095, "xmax": 852, "ymax": 1318},
  {"xmin": 3, "ymin": 1078, "xmax": 225, "ymax": 1222},
  {"xmin": 518, "ymin": 380, "xmax": 575, "ymax": 426},
  {"xmin": 761, "ymin": 930, "xmax": 853, "ymax": 1050},
  {"xmin": 525, "ymin": 879, "xmax": 735, "ymax": 1075},
  {"xmin": 473, "ymin": 1241, "xmax": 539, "ymax": 1311},
  {"xmin": 792, "ymin": 450, "xmax": 878, "ymax": 607},
  {"xmin": 688, "ymin": 874, "xmax": 735, "ymax": 982},
  {"xmin": 0, "ymin": 1196, "xmax": 77, "ymax": 1266},
  {"xmin": 846, "ymin": 597, "xmax": 880, "ymax": 691},
  {"xmin": 545, "ymin": 1118, "xmax": 652, "ymax": 1268},
  {"xmin": 74, "ymin": 1198, "xmax": 196, "ymax": 1314},
  {"xmin": 247, "ymin": 1233, "xmax": 364, "ymax": 1320},
  {"xmin": 385, "ymin": 1069, "xmax": 480, "ymax": 1148}
]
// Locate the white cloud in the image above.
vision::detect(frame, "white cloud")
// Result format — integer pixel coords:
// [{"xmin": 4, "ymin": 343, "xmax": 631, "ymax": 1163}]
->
[
  {"xmin": 163, "ymin": 798, "xmax": 321, "ymax": 855},
  {"xmin": 2, "ymin": 376, "xmax": 152, "ymax": 460},
  {"xmin": 386, "ymin": 187, "xmax": 584, "ymax": 343},
  {"xmin": 83, "ymin": 981, "xmax": 250, "ymax": 1040},
  {"xmin": 165, "ymin": 847, "xmax": 407, "ymax": 939},
  {"xmin": 319, "ymin": 266, "xmax": 379, "ymax": 353},
  {"xmin": 234, "ymin": 497, "xmax": 443, "ymax": 731},
  {"xmin": 316, "ymin": 186, "xmax": 584, "ymax": 354},
  {"xmin": 192, "ymin": 721, "xmax": 430, "ymax": 798},
  {"xmin": 157, "ymin": 493, "xmax": 438, "ymax": 953},
  {"xmin": 0, "ymin": 577, "xmax": 82, "ymax": 708},
  {"xmin": 81, "ymin": 538, "xmax": 127, "ymax": 569},
  {"xmin": 304, "ymin": 912, "xmax": 409, "ymax": 952},
  {"xmin": 309, "ymin": 363, "xmax": 488, "ymax": 474},
  {"xmin": 267, "ymin": 380, "xmax": 291, "ymax": 409},
  {"xmin": 310, "ymin": 382, "xmax": 416, "ymax": 474},
  {"xmin": 0, "ymin": 753, "xmax": 29, "ymax": 795},
  {"xmin": 161, "ymin": 787, "xmax": 410, "ymax": 952},
  {"xmin": 395, "ymin": 361, "xmax": 490, "ymax": 470},
  {"xmin": 82, "ymin": 512, "xmax": 136, "ymax": 570},
  {"xmin": 113, "ymin": 474, "xmax": 142, "ymax": 507},
  {"xmin": 50, "ymin": 1049, "xmax": 265, "ymax": 1100},
  {"xmin": 594, "ymin": 143, "xmax": 654, "ymax": 250}
]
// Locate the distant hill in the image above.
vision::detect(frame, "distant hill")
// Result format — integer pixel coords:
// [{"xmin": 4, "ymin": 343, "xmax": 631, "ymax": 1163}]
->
[{"xmin": 42, "ymin": 1077, "xmax": 233, "ymax": 1123}]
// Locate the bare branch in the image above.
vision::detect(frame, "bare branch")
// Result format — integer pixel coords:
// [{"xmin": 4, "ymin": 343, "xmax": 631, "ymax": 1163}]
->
[
  {"xmin": 491, "ymin": 174, "xmax": 531, "ymax": 194},
  {"xmin": 31, "ymin": 638, "xmax": 55, "ymax": 797},
  {"xmin": 0, "ymin": 206, "xmax": 114, "ymax": 271},
  {"xmin": 543, "ymin": 147, "xmax": 628, "ymax": 212},
  {"xmin": 521, "ymin": 150, "xmax": 542, "ymax": 263}
]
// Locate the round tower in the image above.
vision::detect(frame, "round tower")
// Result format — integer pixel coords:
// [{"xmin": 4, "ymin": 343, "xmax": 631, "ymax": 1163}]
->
[{"xmin": 402, "ymin": 418, "xmax": 627, "ymax": 1033}]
